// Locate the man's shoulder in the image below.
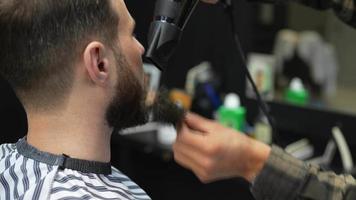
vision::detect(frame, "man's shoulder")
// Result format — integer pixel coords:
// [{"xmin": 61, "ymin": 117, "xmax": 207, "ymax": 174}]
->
[
  {"xmin": 50, "ymin": 168, "xmax": 151, "ymax": 200},
  {"xmin": 109, "ymin": 166, "xmax": 141, "ymax": 186},
  {"xmin": 110, "ymin": 167, "xmax": 152, "ymax": 199},
  {"xmin": 0, "ymin": 143, "xmax": 17, "ymax": 159}
]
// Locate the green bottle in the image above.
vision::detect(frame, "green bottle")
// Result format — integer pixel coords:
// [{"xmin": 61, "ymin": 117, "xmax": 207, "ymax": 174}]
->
[
  {"xmin": 284, "ymin": 77, "xmax": 309, "ymax": 106},
  {"xmin": 217, "ymin": 93, "xmax": 246, "ymax": 131}
]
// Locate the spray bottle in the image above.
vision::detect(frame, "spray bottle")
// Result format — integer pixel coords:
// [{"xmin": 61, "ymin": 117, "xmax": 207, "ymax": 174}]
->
[
  {"xmin": 217, "ymin": 93, "xmax": 246, "ymax": 131},
  {"xmin": 284, "ymin": 77, "xmax": 309, "ymax": 106}
]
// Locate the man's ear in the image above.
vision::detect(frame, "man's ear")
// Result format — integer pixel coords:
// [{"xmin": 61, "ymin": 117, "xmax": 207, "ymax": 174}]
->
[{"xmin": 83, "ymin": 42, "xmax": 110, "ymax": 85}]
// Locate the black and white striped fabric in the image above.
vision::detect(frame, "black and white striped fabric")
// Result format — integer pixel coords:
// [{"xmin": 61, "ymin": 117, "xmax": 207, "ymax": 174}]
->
[{"xmin": 0, "ymin": 138, "xmax": 151, "ymax": 200}]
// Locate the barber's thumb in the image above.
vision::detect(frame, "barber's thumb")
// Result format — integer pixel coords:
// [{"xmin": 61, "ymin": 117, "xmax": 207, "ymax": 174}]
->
[{"xmin": 184, "ymin": 112, "xmax": 211, "ymax": 131}]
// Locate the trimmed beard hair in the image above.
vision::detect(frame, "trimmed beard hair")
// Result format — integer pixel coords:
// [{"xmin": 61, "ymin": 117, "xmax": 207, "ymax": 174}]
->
[
  {"xmin": 105, "ymin": 49, "xmax": 148, "ymax": 131},
  {"xmin": 105, "ymin": 49, "xmax": 186, "ymax": 132}
]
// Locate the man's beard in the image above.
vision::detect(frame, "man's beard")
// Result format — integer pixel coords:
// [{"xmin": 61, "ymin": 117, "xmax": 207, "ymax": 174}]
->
[{"xmin": 105, "ymin": 51, "xmax": 186, "ymax": 132}]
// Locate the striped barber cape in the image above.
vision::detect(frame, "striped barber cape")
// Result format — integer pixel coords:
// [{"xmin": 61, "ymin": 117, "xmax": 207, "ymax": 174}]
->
[{"xmin": 0, "ymin": 138, "xmax": 151, "ymax": 200}]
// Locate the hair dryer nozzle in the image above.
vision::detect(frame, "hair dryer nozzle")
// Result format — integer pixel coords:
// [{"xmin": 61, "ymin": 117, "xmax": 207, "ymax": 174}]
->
[
  {"xmin": 145, "ymin": 0, "xmax": 199, "ymax": 70},
  {"xmin": 145, "ymin": 21, "xmax": 181, "ymax": 71}
]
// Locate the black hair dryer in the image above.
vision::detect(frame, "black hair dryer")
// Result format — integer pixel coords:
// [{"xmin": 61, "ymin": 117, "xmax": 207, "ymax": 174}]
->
[{"xmin": 145, "ymin": 0, "xmax": 199, "ymax": 70}]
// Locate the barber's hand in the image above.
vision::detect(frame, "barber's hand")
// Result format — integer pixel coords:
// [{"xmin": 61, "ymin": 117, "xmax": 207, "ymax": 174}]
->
[
  {"xmin": 173, "ymin": 112, "xmax": 271, "ymax": 183},
  {"xmin": 201, "ymin": 0, "xmax": 219, "ymax": 4}
]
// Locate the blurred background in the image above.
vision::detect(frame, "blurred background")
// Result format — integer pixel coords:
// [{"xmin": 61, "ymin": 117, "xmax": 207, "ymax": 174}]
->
[{"xmin": 1, "ymin": 0, "xmax": 356, "ymax": 199}]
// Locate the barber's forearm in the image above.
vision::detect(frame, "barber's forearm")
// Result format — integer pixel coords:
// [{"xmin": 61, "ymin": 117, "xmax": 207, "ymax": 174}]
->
[
  {"xmin": 251, "ymin": 145, "xmax": 356, "ymax": 200},
  {"xmin": 251, "ymin": 145, "xmax": 310, "ymax": 200}
]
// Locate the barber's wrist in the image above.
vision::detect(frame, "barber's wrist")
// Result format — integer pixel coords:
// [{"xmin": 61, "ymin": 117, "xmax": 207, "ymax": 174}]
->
[{"xmin": 243, "ymin": 139, "xmax": 271, "ymax": 182}]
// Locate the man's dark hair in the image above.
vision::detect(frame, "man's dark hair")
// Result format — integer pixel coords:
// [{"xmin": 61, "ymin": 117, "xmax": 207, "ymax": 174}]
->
[{"xmin": 0, "ymin": 0, "xmax": 119, "ymax": 110}]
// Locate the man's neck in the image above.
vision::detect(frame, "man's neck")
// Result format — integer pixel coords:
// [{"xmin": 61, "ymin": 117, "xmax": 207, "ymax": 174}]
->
[{"xmin": 26, "ymin": 110, "xmax": 112, "ymax": 163}]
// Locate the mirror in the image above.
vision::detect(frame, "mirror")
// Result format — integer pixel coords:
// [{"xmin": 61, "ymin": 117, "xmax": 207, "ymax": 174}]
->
[{"xmin": 247, "ymin": 2, "xmax": 356, "ymax": 115}]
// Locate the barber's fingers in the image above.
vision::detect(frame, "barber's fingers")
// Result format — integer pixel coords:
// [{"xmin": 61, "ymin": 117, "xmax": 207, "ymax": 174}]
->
[
  {"xmin": 184, "ymin": 112, "xmax": 216, "ymax": 133},
  {"xmin": 173, "ymin": 141, "xmax": 204, "ymax": 170},
  {"xmin": 175, "ymin": 124, "xmax": 220, "ymax": 168},
  {"xmin": 176, "ymin": 122, "xmax": 223, "ymax": 156},
  {"xmin": 173, "ymin": 141, "xmax": 216, "ymax": 183},
  {"xmin": 176, "ymin": 124, "xmax": 207, "ymax": 148}
]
